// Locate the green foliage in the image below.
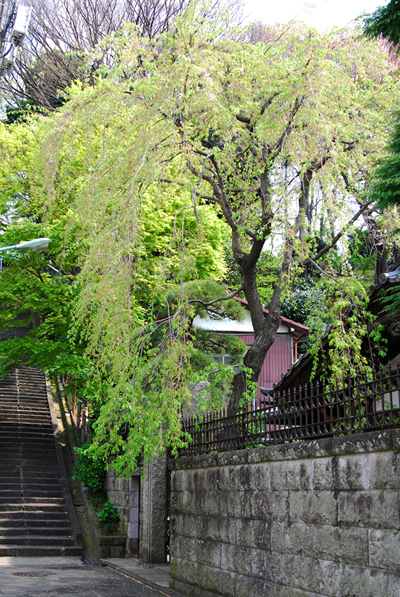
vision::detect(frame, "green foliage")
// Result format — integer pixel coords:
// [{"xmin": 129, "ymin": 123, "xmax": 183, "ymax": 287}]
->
[
  {"xmin": 0, "ymin": 4, "xmax": 397, "ymax": 472},
  {"xmin": 97, "ymin": 500, "xmax": 119, "ymax": 533},
  {"xmin": 380, "ymin": 285, "xmax": 400, "ymax": 316},
  {"xmin": 0, "ymin": 218, "xmax": 88, "ymax": 378},
  {"xmin": 98, "ymin": 500, "xmax": 119, "ymax": 523},
  {"xmin": 280, "ymin": 279, "xmax": 328, "ymax": 354},
  {"xmin": 362, "ymin": 0, "xmax": 400, "ymax": 49},
  {"xmin": 308, "ymin": 277, "xmax": 387, "ymax": 380},
  {"xmin": 367, "ymin": 112, "xmax": 400, "ymax": 210},
  {"xmin": 72, "ymin": 442, "xmax": 106, "ymax": 491},
  {"xmin": 43, "ymin": 10, "xmax": 399, "ymax": 469}
]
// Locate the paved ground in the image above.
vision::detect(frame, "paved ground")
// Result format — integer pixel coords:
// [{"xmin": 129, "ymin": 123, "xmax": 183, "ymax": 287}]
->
[
  {"xmin": 101, "ymin": 558, "xmax": 171, "ymax": 590},
  {"xmin": 0, "ymin": 557, "xmax": 179, "ymax": 597}
]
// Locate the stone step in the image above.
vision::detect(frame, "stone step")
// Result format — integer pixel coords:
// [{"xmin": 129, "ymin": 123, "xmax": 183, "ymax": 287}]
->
[
  {"xmin": 0, "ymin": 408, "xmax": 50, "ymax": 412},
  {"xmin": 0, "ymin": 510, "xmax": 69, "ymax": 520},
  {"xmin": 0, "ymin": 531, "xmax": 75, "ymax": 543},
  {"xmin": 0, "ymin": 519, "xmax": 71, "ymax": 529},
  {"xmin": 0, "ymin": 520, "xmax": 71, "ymax": 532},
  {"xmin": 3, "ymin": 458, "xmax": 59, "ymax": 466},
  {"xmin": 0, "ymin": 545, "xmax": 82, "ymax": 557},
  {"xmin": 0, "ymin": 434, "xmax": 54, "ymax": 442},
  {"xmin": 0, "ymin": 503, "xmax": 67, "ymax": 512},
  {"xmin": 0, "ymin": 497, "xmax": 65, "ymax": 506},
  {"xmin": 0, "ymin": 490, "xmax": 64, "ymax": 500},
  {"xmin": 0, "ymin": 525, "xmax": 73, "ymax": 536},
  {"xmin": 0, "ymin": 367, "xmax": 82, "ymax": 558},
  {"xmin": 0, "ymin": 483, "xmax": 63, "ymax": 492},
  {"xmin": 0, "ymin": 511, "xmax": 70, "ymax": 529}
]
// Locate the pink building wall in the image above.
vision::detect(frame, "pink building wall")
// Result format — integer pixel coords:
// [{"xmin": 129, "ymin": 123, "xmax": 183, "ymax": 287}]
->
[{"xmin": 236, "ymin": 333, "xmax": 293, "ymax": 402}]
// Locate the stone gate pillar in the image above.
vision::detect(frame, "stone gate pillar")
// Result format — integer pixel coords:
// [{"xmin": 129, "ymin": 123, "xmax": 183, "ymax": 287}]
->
[{"xmin": 139, "ymin": 452, "xmax": 168, "ymax": 563}]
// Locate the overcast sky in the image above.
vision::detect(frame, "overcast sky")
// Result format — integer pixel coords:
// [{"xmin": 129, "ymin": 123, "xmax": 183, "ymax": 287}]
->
[{"xmin": 244, "ymin": 0, "xmax": 388, "ymax": 31}]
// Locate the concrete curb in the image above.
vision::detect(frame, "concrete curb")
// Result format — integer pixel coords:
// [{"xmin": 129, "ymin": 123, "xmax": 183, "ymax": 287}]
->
[{"xmin": 101, "ymin": 560, "xmax": 182, "ymax": 597}]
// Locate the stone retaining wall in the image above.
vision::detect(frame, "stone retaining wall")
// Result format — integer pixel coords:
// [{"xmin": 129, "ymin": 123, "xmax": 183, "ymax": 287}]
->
[
  {"xmin": 105, "ymin": 467, "xmax": 141, "ymax": 555},
  {"xmin": 169, "ymin": 429, "xmax": 400, "ymax": 597}
]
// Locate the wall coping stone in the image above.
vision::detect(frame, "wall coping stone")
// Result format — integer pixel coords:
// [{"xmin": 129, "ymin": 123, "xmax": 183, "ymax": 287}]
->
[{"xmin": 169, "ymin": 427, "xmax": 400, "ymax": 470}]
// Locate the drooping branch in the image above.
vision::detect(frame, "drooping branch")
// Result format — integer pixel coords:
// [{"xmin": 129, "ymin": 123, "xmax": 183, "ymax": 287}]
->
[{"xmin": 304, "ymin": 198, "xmax": 375, "ymax": 265}]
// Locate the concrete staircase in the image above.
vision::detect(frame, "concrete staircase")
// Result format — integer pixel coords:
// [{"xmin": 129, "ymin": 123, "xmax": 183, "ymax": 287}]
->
[{"xmin": 0, "ymin": 367, "xmax": 82, "ymax": 557}]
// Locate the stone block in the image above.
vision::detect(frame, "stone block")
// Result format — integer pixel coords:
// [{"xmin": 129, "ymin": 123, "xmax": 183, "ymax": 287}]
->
[
  {"xmin": 220, "ymin": 543, "xmax": 254, "ymax": 576},
  {"xmin": 369, "ymin": 529, "xmax": 400, "ymax": 571},
  {"xmin": 199, "ymin": 515, "xmax": 236, "ymax": 544},
  {"xmin": 172, "ymin": 556, "xmax": 198, "ymax": 585},
  {"xmin": 235, "ymin": 518, "xmax": 255, "ymax": 548},
  {"xmin": 270, "ymin": 522, "xmax": 294, "ymax": 555},
  {"xmin": 235, "ymin": 518, "xmax": 270, "ymax": 550},
  {"xmin": 173, "ymin": 470, "xmax": 189, "ymax": 492},
  {"xmin": 206, "ymin": 467, "xmax": 222, "ymax": 491},
  {"xmin": 313, "ymin": 457, "xmax": 338, "ymax": 491},
  {"xmin": 195, "ymin": 539, "xmax": 221, "ymax": 568},
  {"xmin": 270, "ymin": 585, "xmax": 322, "ymax": 597},
  {"xmin": 289, "ymin": 491, "xmax": 338, "ymax": 526},
  {"xmin": 290, "ymin": 556, "xmax": 341, "ymax": 596},
  {"xmin": 314, "ymin": 454, "xmax": 372, "ymax": 491},
  {"xmin": 220, "ymin": 490, "xmax": 254, "ymax": 519},
  {"xmin": 230, "ymin": 464, "xmax": 270, "ymax": 492},
  {"xmin": 128, "ymin": 521, "xmax": 138, "ymax": 538},
  {"xmin": 176, "ymin": 514, "xmax": 203, "ymax": 539},
  {"xmin": 338, "ymin": 490, "xmax": 400, "ymax": 529},
  {"xmin": 193, "ymin": 470, "xmax": 208, "ymax": 491},
  {"xmin": 175, "ymin": 490, "xmax": 195, "ymax": 514},
  {"xmin": 272, "ymin": 523, "xmax": 367, "ymax": 566},
  {"xmin": 250, "ymin": 547, "xmax": 272, "ymax": 580},
  {"xmin": 251, "ymin": 464, "xmax": 271, "ymax": 491},
  {"xmin": 236, "ymin": 574, "xmax": 272, "ymax": 597},
  {"xmin": 197, "ymin": 563, "xmax": 236, "ymax": 597},
  {"xmin": 254, "ymin": 520, "xmax": 271, "ymax": 550},
  {"xmin": 314, "ymin": 526, "xmax": 368, "ymax": 566},
  {"xmin": 170, "ymin": 578, "xmax": 217, "ymax": 597},
  {"xmin": 339, "ymin": 566, "xmax": 376, "ymax": 597},
  {"xmin": 130, "ymin": 492, "xmax": 139, "ymax": 508},
  {"xmin": 215, "ymin": 517, "xmax": 236, "ymax": 544},
  {"xmin": 254, "ymin": 491, "xmax": 288, "ymax": 523},
  {"xmin": 269, "ymin": 552, "xmax": 294, "ymax": 586},
  {"xmin": 217, "ymin": 450, "xmax": 248, "ymax": 468},
  {"xmin": 192, "ymin": 490, "xmax": 220, "ymax": 516},
  {"xmin": 218, "ymin": 466, "xmax": 236, "ymax": 491},
  {"xmin": 173, "ymin": 536, "xmax": 197, "ymax": 561},
  {"xmin": 270, "ymin": 460, "xmax": 313, "ymax": 492},
  {"xmin": 370, "ymin": 569, "xmax": 400, "ymax": 597},
  {"xmin": 129, "ymin": 507, "xmax": 139, "ymax": 523},
  {"xmin": 233, "ymin": 465, "xmax": 256, "ymax": 491},
  {"xmin": 368, "ymin": 451, "xmax": 400, "ymax": 490}
]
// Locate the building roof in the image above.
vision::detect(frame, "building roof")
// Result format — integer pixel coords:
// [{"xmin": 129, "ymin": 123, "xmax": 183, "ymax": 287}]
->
[
  {"xmin": 268, "ymin": 258, "xmax": 400, "ymax": 394},
  {"xmin": 232, "ymin": 296, "xmax": 309, "ymax": 343}
]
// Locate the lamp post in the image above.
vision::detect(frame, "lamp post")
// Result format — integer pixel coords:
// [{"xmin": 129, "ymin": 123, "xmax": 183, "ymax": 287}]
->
[
  {"xmin": 0, "ymin": 238, "xmax": 50, "ymax": 270},
  {"xmin": 0, "ymin": 2, "xmax": 32, "ymax": 75},
  {"xmin": 0, "ymin": 237, "xmax": 51, "ymax": 253}
]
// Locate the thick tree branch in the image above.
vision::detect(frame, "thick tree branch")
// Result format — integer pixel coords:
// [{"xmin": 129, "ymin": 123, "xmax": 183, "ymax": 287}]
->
[{"xmin": 187, "ymin": 286, "xmax": 244, "ymax": 307}]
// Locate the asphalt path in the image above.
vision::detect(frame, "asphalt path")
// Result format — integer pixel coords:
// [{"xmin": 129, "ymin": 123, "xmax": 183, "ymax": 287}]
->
[{"xmin": 0, "ymin": 563, "xmax": 175, "ymax": 597}]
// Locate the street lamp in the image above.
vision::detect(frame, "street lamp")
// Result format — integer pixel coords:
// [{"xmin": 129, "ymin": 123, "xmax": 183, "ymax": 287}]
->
[
  {"xmin": 0, "ymin": 3, "xmax": 32, "ymax": 75},
  {"xmin": 0, "ymin": 237, "xmax": 51, "ymax": 253}
]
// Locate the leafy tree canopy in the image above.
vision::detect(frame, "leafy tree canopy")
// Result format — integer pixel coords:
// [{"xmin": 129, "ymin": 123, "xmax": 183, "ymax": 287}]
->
[
  {"xmin": 1, "ymin": 4, "xmax": 400, "ymax": 472},
  {"xmin": 362, "ymin": 0, "xmax": 400, "ymax": 49}
]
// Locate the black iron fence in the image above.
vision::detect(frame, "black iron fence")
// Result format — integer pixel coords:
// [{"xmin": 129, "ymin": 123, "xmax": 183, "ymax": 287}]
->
[{"xmin": 180, "ymin": 361, "xmax": 400, "ymax": 456}]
